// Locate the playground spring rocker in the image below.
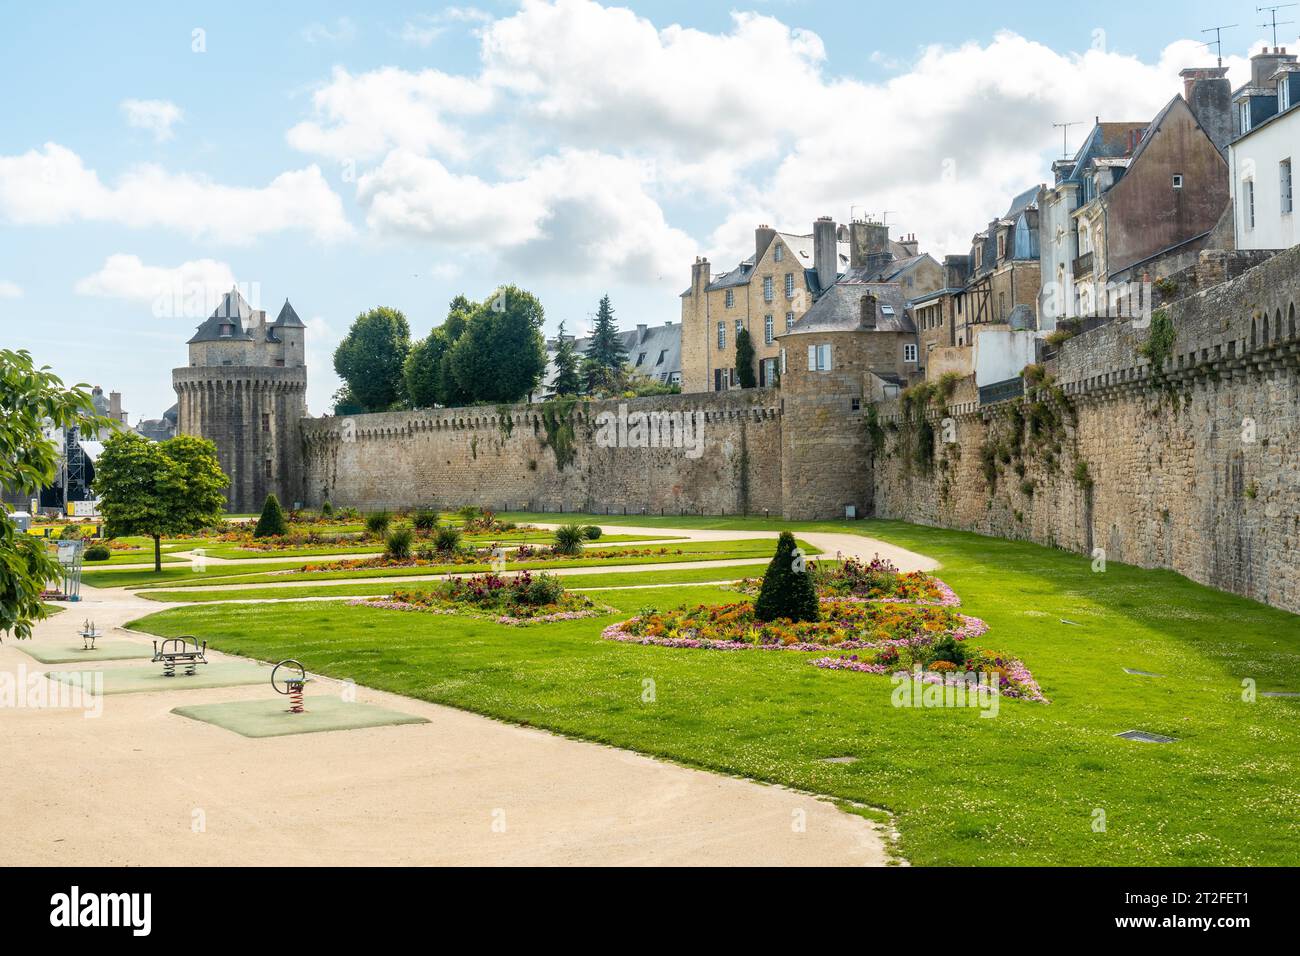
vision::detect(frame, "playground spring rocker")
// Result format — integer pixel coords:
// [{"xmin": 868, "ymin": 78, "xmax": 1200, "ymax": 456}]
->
[
  {"xmin": 152, "ymin": 637, "xmax": 208, "ymax": 677},
  {"xmin": 272, "ymin": 659, "xmax": 307, "ymax": 713}
]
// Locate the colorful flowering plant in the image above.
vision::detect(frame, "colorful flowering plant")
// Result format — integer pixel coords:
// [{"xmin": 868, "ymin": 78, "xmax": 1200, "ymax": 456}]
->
[
  {"xmin": 350, "ymin": 571, "xmax": 613, "ymax": 625},
  {"xmin": 732, "ymin": 554, "xmax": 958, "ymax": 606},
  {"xmin": 603, "ymin": 596, "xmax": 1046, "ymax": 702},
  {"xmin": 288, "ymin": 544, "xmax": 685, "ymax": 574}
]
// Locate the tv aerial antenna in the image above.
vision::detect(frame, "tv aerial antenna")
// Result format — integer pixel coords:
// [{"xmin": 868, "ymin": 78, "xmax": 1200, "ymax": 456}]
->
[
  {"xmin": 1258, "ymin": 4, "xmax": 1297, "ymax": 46},
  {"xmin": 1202, "ymin": 23, "xmax": 1238, "ymax": 67},
  {"xmin": 1052, "ymin": 121, "xmax": 1083, "ymax": 158}
]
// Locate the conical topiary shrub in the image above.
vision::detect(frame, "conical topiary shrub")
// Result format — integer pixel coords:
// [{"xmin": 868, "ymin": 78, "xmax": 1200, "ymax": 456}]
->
[
  {"xmin": 754, "ymin": 531, "xmax": 819, "ymax": 623},
  {"xmin": 253, "ymin": 493, "xmax": 288, "ymax": 538}
]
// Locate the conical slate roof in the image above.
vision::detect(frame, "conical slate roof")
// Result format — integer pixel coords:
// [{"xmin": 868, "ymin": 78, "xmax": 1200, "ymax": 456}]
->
[
  {"xmin": 187, "ymin": 287, "xmax": 255, "ymax": 344},
  {"xmin": 274, "ymin": 298, "xmax": 306, "ymax": 328}
]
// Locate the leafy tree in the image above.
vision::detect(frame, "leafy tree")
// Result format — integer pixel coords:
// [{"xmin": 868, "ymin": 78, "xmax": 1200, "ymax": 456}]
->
[
  {"xmin": 551, "ymin": 321, "xmax": 582, "ymax": 396},
  {"xmin": 403, "ymin": 330, "xmax": 450, "ymax": 409},
  {"xmin": 0, "ymin": 350, "xmax": 108, "ymax": 640},
  {"xmin": 754, "ymin": 531, "xmax": 819, "ymax": 623},
  {"xmin": 449, "ymin": 286, "xmax": 547, "ymax": 403},
  {"xmin": 94, "ymin": 432, "xmax": 229, "ymax": 573},
  {"xmin": 333, "ymin": 307, "xmax": 411, "ymax": 412},
  {"xmin": 581, "ymin": 294, "xmax": 627, "ymax": 393},
  {"xmin": 735, "ymin": 328, "xmax": 757, "ymax": 388},
  {"xmin": 253, "ymin": 493, "xmax": 288, "ymax": 537}
]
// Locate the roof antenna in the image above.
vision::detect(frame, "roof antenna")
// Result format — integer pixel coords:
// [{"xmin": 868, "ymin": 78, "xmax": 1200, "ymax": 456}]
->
[
  {"xmin": 1201, "ymin": 23, "xmax": 1238, "ymax": 67},
  {"xmin": 1257, "ymin": 4, "xmax": 1297, "ymax": 46},
  {"xmin": 880, "ymin": 210, "xmax": 897, "ymax": 227},
  {"xmin": 1052, "ymin": 121, "xmax": 1083, "ymax": 158}
]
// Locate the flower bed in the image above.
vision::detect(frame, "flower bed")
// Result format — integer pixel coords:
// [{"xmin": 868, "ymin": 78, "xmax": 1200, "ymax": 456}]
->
[
  {"xmin": 348, "ymin": 571, "xmax": 612, "ymax": 625},
  {"xmin": 602, "ymin": 597, "xmax": 1045, "ymax": 702},
  {"xmin": 287, "ymin": 544, "xmax": 686, "ymax": 574},
  {"xmin": 732, "ymin": 554, "xmax": 958, "ymax": 606}
]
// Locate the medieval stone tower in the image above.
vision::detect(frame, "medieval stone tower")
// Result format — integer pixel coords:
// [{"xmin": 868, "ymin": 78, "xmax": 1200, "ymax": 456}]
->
[{"xmin": 173, "ymin": 288, "xmax": 307, "ymax": 513}]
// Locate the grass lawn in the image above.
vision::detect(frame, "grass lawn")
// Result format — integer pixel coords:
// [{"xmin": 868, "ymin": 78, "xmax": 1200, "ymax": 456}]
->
[
  {"xmin": 126, "ymin": 517, "xmax": 1300, "ymax": 866},
  {"xmin": 132, "ymin": 560, "xmax": 789, "ymax": 603},
  {"xmin": 89, "ymin": 538, "xmax": 807, "ymax": 590}
]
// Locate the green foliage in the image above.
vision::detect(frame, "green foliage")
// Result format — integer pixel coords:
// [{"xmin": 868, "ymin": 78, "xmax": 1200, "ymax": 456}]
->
[
  {"xmin": 753, "ymin": 531, "xmax": 819, "ymax": 623},
  {"xmin": 865, "ymin": 405, "xmax": 886, "ymax": 455},
  {"xmin": 385, "ymin": 525, "xmax": 414, "ymax": 560},
  {"xmin": 365, "ymin": 512, "xmax": 391, "ymax": 536},
  {"xmin": 433, "ymin": 524, "xmax": 462, "ymax": 553},
  {"xmin": 333, "ymin": 306, "xmax": 411, "ymax": 412},
  {"xmin": 1138, "ymin": 309, "xmax": 1176, "ymax": 383},
  {"xmin": 553, "ymin": 523, "xmax": 586, "ymax": 556},
  {"xmin": 253, "ymin": 494, "xmax": 288, "ymax": 538},
  {"xmin": 320, "ymin": 500, "xmax": 334, "ymax": 517},
  {"xmin": 734, "ymin": 328, "xmax": 757, "ymax": 388},
  {"xmin": 84, "ymin": 544, "xmax": 111, "ymax": 562},
  {"xmin": 1073, "ymin": 461, "xmax": 1094, "ymax": 490},
  {"xmin": 539, "ymin": 396, "xmax": 578, "ymax": 469},
  {"xmin": 411, "ymin": 509, "xmax": 438, "ymax": 532},
  {"xmin": 449, "ymin": 286, "xmax": 548, "ymax": 404},
  {"xmin": 582, "ymin": 525, "xmax": 602, "ymax": 540},
  {"xmin": 403, "ymin": 328, "xmax": 451, "ymax": 409},
  {"xmin": 914, "ymin": 418, "xmax": 936, "ymax": 473},
  {"xmin": 930, "ymin": 634, "xmax": 968, "ymax": 666},
  {"xmin": 580, "ymin": 294, "xmax": 628, "ymax": 393},
  {"xmin": 93, "ymin": 431, "xmax": 229, "ymax": 572},
  {"xmin": 551, "ymin": 321, "xmax": 583, "ymax": 397}
]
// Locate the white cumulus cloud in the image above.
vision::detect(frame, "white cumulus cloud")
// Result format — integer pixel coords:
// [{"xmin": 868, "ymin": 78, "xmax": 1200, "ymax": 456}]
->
[
  {"xmin": 74, "ymin": 254, "xmax": 237, "ymax": 319},
  {"xmin": 0, "ymin": 143, "xmax": 353, "ymax": 243},
  {"xmin": 121, "ymin": 99, "xmax": 183, "ymax": 142},
  {"xmin": 0, "ymin": 279, "xmax": 22, "ymax": 299}
]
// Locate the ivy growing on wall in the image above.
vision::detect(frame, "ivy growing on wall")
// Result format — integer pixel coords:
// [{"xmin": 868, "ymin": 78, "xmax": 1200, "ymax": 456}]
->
[
  {"xmin": 539, "ymin": 395, "xmax": 579, "ymax": 470},
  {"xmin": 977, "ymin": 364, "xmax": 1078, "ymax": 500}
]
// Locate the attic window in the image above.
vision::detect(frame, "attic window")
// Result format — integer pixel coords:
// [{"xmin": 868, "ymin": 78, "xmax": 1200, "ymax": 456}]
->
[
  {"xmin": 219, "ymin": 323, "xmax": 234, "ymax": 337},
  {"xmin": 774, "ymin": 244, "xmax": 783, "ymax": 262},
  {"xmin": 1172, "ymin": 174, "xmax": 1184, "ymax": 189},
  {"xmin": 635, "ymin": 352, "xmax": 646, "ymax": 367},
  {"xmin": 881, "ymin": 305, "xmax": 895, "ymax": 316},
  {"xmin": 656, "ymin": 350, "xmax": 667, "ymax": 365}
]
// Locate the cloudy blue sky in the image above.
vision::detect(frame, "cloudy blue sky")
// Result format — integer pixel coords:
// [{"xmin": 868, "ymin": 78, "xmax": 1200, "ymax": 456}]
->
[{"xmin": 0, "ymin": 0, "xmax": 1271, "ymax": 417}]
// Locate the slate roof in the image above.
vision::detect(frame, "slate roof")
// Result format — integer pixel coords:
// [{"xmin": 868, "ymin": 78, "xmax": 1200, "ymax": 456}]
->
[
  {"xmin": 783, "ymin": 273, "xmax": 914, "ymax": 336},
  {"xmin": 187, "ymin": 287, "xmax": 256, "ymax": 344},
  {"xmin": 274, "ymin": 299, "xmax": 306, "ymax": 328},
  {"xmin": 541, "ymin": 321, "xmax": 682, "ymax": 393}
]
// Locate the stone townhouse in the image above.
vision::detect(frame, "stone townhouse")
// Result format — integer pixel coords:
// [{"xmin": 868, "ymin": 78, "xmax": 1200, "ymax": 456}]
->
[
  {"xmin": 680, "ymin": 218, "xmax": 937, "ymax": 393},
  {"xmin": 1229, "ymin": 47, "xmax": 1300, "ymax": 251},
  {"xmin": 1066, "ymin": 74, "xmax": 1233, "ymax": 315}
]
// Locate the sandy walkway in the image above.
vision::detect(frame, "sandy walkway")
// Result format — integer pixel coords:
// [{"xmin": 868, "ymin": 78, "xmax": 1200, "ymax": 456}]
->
[{"xmin": 0, "ymin": 519, "xmax": 931, "ymax": 865}]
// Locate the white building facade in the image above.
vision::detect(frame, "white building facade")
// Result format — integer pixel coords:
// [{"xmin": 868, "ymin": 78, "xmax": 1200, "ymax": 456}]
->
[{"xmin": 1229, "ymin": 62, "xmax": 1299, "ymax": 251}]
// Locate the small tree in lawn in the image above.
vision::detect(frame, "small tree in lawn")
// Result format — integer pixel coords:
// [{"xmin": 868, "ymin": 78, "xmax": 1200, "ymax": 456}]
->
[
  {"xmin": 735, "ymin": 328, "xmax": 757, "ymax": 388},
  {"xmin": 94, "ymin": 432, "xmax": 229, "ymax": 573},
  {"xmin": 754, "ymin": 531, "xmax": 819, "ymax": 623},
  {"xmin": 253, "ymin": 493, "xmax": 288, "ymax": 538}
]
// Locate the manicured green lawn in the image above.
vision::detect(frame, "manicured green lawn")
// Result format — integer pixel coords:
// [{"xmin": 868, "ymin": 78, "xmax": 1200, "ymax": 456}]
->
[
  {"xmin": 125, "ymin": 517, "xmax": 1300, "ymax": 866},
  {"xmin": 89, "ymin": 538, "xmax": 804, "ymax": 590},
  {"xmin": 133, "ymin": 560, "xmax": 782, "ymax": 603}
]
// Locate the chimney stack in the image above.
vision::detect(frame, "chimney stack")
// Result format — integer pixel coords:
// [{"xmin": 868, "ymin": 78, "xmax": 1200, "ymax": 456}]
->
[
  {"xmin": 859, "ymin": 293, "xmax": 878, "ymax": 329},
  {"xmin": 755, "ymin": 224, "xmax": 777, "ymax": 264},
  {"xmin": 637, "ymin": 323, "xmax": 648, "ymax": 342},
  {"xmin": 850, "ymin": 220, "xmax": 891, "ymax": 270},
  {"xmin": 690, "ymin": 256, "xmax": 711, "ymax": 295},
  {"xmin": 813, "ymin": 217, "xmax": 838, "ymax": 292},
  {"xmin": 1251, "ymin": 47, "xmax": 1298, "ymax": 89},
  {"xmin": 1180, "ymin": 66, "xmax": 1233, "ymax": 155}
]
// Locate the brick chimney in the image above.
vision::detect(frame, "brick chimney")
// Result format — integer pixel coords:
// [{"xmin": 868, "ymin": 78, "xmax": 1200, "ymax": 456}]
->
[
  {"xmin": 755, "ymin": 224, "xmax": 777, "ymax": 264},
  {"xmin": 1180, "ymin": 66, "xmax": 1233, "ymax": 155},
  {"xmin": 813, "ymin": 216, "xmax": 838, "ymax": 292},
  {"xmin": 636, "ymin": 323, "xmax": 648, "ymax": 342},
  {"xmin": 859, "ymin": 293, "xmax": 878, "ymax": 329}
]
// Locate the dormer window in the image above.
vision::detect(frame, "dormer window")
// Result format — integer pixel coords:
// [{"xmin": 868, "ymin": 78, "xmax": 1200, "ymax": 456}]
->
[
  {"xmin": 1282, "ymin": 81, "xmax": 1292, "ymax": 113},
  {"xmin": 1241, "ymin": 101, "xmax": 1252, "ymax": 134},
  {"xmin": 219, "ymin": 323, "xmax": 234, "ymax": 337}
]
